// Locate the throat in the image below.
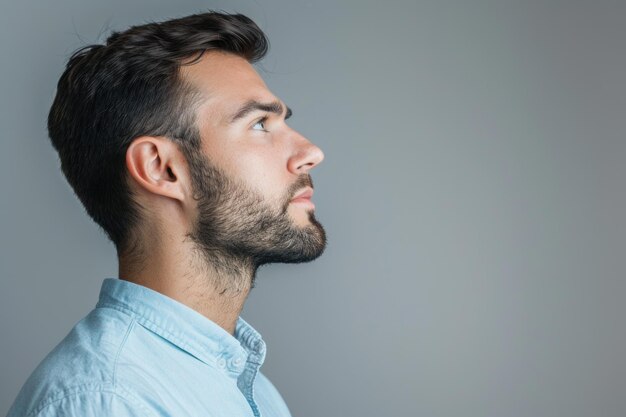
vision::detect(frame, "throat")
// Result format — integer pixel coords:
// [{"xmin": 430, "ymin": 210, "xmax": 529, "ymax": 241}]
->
[{"xmin": 118, "ymin": 246, "xmax": 257, "ymax": 336}]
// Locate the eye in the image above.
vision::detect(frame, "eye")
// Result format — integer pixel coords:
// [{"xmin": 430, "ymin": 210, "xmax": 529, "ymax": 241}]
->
[{"xmin": 252, "ymin": 117, "xmax": 268, "ymax": 131}]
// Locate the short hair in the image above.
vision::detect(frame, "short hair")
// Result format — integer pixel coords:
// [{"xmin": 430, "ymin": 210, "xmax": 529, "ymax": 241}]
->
[{"xmin": 47, "ymin": 12, "xmax": 269, "ymax": 257}]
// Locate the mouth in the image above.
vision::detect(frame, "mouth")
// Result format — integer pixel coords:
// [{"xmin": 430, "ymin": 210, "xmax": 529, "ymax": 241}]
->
[{"xmin": 290, "ymin": 187, "xmax": 315, "ymax": 209}]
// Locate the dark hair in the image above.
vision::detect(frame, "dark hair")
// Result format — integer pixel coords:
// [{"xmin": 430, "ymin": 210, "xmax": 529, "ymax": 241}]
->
[{"xmin": 48, "ymin": 12, "xmax": 269, "ymax": 257}]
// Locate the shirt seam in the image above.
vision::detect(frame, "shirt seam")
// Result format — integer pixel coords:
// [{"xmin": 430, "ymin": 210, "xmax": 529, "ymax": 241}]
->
[
  {"xmin": 26, "ymin": 385, "xmax": 155, "ymax": 417},
  {"xmin": 112, "ymin": 318, "xmax": 136, "ymax": 388}
]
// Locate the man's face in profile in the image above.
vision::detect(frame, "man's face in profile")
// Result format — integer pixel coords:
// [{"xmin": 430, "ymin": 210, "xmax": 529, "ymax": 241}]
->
[{"xmin": 181, "ymin": 51, "xmax": 326, "ymax": 268}]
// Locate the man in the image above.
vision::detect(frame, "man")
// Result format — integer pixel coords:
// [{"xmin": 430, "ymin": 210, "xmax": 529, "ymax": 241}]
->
[{"xmin": 8, "ymin": 11, "xmax": 325, "ymax": 417}]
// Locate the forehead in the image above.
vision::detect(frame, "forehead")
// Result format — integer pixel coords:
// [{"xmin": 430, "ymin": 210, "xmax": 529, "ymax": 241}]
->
[{"xmin": 179, "ymin": 51, "xmax": 277, "ymax": 121}]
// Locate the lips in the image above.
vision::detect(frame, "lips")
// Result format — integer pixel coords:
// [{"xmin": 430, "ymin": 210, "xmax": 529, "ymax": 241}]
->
[
  {"xmin": 291, "ymin": 188, "xmax": 313, "ymax": 201},
  {"xmin": 290, "ymin": 187, "xmax": 315, "ymax": 209}
]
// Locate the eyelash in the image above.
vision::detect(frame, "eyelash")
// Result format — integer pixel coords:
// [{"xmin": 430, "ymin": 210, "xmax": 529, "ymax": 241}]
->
[{"xmin": 252, "ymin": 116, "xmax": 269, "ymax": 132}]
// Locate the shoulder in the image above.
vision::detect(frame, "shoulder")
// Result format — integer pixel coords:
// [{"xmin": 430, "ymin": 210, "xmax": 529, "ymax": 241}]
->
[
  {"xmin": 8, "ymin": 307, "xmax": 144, "ymax": 417},
  {"xmin": 8, "ymin": 386, "xmax": 155, "ymax": 417}
]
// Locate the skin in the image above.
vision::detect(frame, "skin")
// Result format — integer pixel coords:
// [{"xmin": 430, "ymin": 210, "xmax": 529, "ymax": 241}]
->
[{"xmin": 119, "ymin": 51, "xmax": 325, "ymax": 334}]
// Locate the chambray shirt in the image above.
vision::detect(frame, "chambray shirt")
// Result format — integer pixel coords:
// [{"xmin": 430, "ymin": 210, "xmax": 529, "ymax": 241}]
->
[{"xmin": 7, "ymin": 278, "xmax": 292, "ymax": 417}]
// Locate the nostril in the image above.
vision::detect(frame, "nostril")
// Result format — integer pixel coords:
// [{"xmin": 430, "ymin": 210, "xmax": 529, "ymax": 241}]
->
[{"xmin": 297, "ymin": 161, "xmax": 315, "ymax": 172}]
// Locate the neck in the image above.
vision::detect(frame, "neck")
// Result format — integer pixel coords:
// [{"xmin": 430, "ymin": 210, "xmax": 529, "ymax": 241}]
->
[{"xmin": 118, "ymin": 240, "xmax": 256, "ymax": 335}]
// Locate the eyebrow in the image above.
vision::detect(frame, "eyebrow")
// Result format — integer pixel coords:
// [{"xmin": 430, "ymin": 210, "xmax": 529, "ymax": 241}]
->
[{"xmin": 229, "ymin": 100, "xmax": 292, "ymax": 123}]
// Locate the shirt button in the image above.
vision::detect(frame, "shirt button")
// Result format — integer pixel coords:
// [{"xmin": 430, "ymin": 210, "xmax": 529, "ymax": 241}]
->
[
  {"xmin": 217, "ymin": 358, "xmax": 227, "ymax": 369},
  {"xmin": 232, "ymin": 357, "xmax": 243, "ymax": 367}
]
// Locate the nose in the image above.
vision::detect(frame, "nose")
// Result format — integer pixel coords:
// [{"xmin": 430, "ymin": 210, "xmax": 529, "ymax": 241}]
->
[{"xmin": 287, "ymin": 131, "xmax": 325, "ymax": 174}]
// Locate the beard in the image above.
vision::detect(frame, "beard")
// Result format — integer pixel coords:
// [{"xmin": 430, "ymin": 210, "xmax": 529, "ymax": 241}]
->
[{"xmin": 183, "ymin": 148, "xmax": 326, "ymax": 288}]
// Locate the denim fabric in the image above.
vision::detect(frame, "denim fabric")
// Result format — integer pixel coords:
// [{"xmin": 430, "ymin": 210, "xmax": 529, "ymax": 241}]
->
[{"xmin": 7, "ymin": 278, "xmax": 292, "ymax": 417}]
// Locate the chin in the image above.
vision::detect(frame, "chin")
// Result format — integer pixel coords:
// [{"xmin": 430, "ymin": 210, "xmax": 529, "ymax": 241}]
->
[{"xmin": 257, "ymin": 221, "xmax": 327, "ymax": 266}]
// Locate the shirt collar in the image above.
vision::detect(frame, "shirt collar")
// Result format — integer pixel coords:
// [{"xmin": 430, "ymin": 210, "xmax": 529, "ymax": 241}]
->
[{"xmin": 96, "ymin": 278, "xmax": 266, "ymax": 378}]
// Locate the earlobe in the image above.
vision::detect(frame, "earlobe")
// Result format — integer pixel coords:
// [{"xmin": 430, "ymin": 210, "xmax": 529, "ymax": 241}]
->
[{"xmin": 125, "ymin": 137, "xmax": 186, "ymax": 202}]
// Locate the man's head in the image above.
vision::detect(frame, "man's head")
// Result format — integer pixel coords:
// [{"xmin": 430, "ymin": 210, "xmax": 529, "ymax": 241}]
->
[{"xmin": 48, "ymin": 12, "xmax": 326, "ymax": 279}]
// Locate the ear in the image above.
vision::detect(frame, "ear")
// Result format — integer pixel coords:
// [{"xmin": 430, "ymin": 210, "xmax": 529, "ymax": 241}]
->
[{"xmin": 125, "ymin": 136, "xmax": 188, "ymax": 202}]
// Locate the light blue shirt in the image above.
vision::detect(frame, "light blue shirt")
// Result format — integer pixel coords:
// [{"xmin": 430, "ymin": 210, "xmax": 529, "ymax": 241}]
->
[{"xmin": 8, "ymin": 278, "xmax": 292, "ymax": 417}]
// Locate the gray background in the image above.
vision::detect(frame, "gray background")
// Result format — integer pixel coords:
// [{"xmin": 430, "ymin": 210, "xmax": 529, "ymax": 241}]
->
[{"xmin": 1, "ymin": 0, "xmax": 624, "ymax": 416}]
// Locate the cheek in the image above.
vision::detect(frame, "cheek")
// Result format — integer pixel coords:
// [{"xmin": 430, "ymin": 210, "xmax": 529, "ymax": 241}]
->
[{"xmin": 227, "ymin": 150, "xmax": 289, "ymax": 202}]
